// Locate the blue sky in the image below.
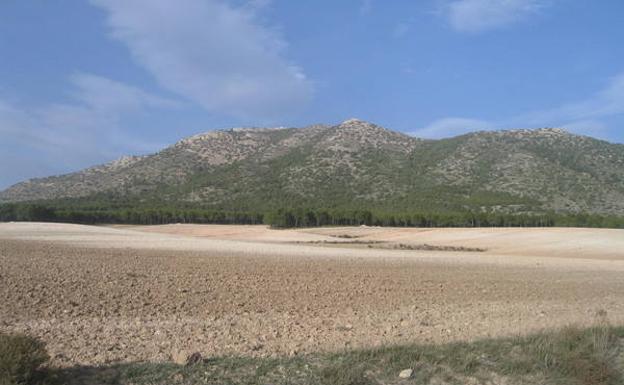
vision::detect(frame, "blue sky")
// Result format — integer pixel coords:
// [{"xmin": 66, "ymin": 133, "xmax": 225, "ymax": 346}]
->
[{"xmin": 1, "ymin": 0, "xmax": 624, "ymax": 189}]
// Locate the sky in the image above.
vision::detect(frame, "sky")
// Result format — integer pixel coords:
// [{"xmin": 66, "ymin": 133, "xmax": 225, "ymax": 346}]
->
[{"xmin": 1, "ymin": 0, "xmax": 624, "ymax": 189}]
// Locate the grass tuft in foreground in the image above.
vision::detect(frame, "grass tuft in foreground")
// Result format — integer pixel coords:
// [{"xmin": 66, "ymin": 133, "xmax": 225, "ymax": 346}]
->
[
  {"xmin": 0, "ymin": 333, "xmax": 49, "ymax": 385},
  {"xmin": 9, "ymin": 325, "xmax": 624, "ymax": 385}
]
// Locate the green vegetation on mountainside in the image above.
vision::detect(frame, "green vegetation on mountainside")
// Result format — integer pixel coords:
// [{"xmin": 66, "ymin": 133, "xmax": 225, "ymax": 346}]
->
[{"xmin": 1, "ymin": 122, "xmax": 624, "ymax": 221}]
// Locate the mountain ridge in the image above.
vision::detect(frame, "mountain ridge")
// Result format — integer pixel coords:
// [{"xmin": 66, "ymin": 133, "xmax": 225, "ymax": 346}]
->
[{"xmin": 2, "ymin": 120, "xmax": 623, "ymax": 216}]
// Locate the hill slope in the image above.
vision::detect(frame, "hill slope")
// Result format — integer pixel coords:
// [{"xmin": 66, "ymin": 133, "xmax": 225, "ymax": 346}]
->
[{"xmin": 2, "ymin": 120, "xmax": 624, "ymax": 216}]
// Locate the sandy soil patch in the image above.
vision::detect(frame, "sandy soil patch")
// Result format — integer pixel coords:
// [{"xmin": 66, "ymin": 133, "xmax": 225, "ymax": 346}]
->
[{"xmin": 123, "ymin": 223, "xmax": 624, "ymax": 260}]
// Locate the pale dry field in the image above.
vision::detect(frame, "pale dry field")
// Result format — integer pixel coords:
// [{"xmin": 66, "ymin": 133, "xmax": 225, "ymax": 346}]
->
[{"xmin": 1, "ymin": 222, "xmax": 624, "ymax": 367}]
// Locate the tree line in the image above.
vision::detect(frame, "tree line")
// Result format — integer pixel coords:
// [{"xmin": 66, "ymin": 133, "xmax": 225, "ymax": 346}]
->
[
  {"xmin": 1, "ymin": 203, "xmax": 624, "ymax": 229},
  {"xmin": 264, "ymin": 208, "xmax": 624, "ymax": 228},
  {"xmin": 0, "ymin": 204, "xmax": 263, "ymax": 225},
  {"xmin": 264, "ymin": 208, "xmax": 558, "ymax": 228}
]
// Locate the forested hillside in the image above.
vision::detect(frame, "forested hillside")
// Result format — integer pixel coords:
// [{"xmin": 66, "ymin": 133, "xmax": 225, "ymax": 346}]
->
[{"xmin": 2, "ymin": 120, "xmax": 624, "ymax": 227}]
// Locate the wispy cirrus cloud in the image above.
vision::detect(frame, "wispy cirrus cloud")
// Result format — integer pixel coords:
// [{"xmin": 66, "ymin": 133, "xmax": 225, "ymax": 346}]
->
[
  {"xmin": 90, "ymin": 0, "xmax": 313, "ymax": 121},
  {"xmin": 68, "ymin": 73, "xmax": 180, "ymax": 114},
  {"xmin": 521, "ymin": 73, "xmax": 624, "ymax": 124},
  {"xmin": 0, "ymin": 74, "xmax": 176, "ymax": 189},
  {"xmin": 445, "ymin": 0, "xmax": 550, "ymax": 33},
  {"xmin": 411, "ymin": 71, "xmax": 624, "ymax": 141},
  {"xmin": 409, "ymin": 117, "xmax": 494, "ymax": 139}
]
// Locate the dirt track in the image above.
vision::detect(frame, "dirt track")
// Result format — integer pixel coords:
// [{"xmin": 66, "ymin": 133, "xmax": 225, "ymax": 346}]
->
[{"xmin": 1, "ymin": 222, "xmax": 624, "ymax": 367}]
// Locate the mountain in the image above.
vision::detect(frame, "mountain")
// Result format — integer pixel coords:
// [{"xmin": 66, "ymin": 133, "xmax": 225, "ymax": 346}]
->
[{"xmin": 2, "ymin": 119, "xmax": 624, "ymax": 216}]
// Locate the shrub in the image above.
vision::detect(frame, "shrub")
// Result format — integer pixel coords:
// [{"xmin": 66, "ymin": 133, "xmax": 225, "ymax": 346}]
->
[{"xmin": 0, "ymin": 333, "xmax": 49, "ymax": 385}]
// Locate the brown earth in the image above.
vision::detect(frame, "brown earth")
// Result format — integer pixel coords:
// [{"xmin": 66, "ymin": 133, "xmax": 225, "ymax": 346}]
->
[{"xmin": 1, "ymin": 222, "xmax": 624, "ymax": 367}]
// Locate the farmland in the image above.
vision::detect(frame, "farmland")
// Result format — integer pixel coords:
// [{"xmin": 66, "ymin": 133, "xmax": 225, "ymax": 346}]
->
[{"xmin": 2, "ymin": 222, "xmax": 624, "ymax": 370}]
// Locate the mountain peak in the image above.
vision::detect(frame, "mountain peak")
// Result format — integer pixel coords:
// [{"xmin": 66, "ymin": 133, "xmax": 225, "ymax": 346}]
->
[
  {"xmin": 338, "ymin": 118, "xmax": 385, "ymax": 130},
  {"xmin": 340, "ymin": 118, "xmax": 367, "ymax": 125},
  {"xmin": 534, "ymin": 127, "xmax": 570, "ymax": 135},
  {"xmin": 336, "ymin": 118, "xmax": 386, "ymax": 133}
]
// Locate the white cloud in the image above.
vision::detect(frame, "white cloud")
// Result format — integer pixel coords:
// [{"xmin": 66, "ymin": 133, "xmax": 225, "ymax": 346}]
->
[
  {"xmin": 412, "ymin": 71, "xmax": 624, "ymax": 140},
  {"xmin": 409, "ymin": 117, "xmax": 494, "ymax": 139},
  {"xmin": 69, "ymin": 73, "xmax": 180, "ymax": 114},
  {"xmin": 446, "ymin": 0, "xmax": 548, "ymax": 33},
  {"xmin": 0, "ymin": 74, "xmax": 175, "ymax": 189},
  {"xmin": 521, "ymin": 73, "xmax": 624, "ymax": 124},
  {"xmin": 90, "ymin": 0, "xmax": 313, "ymax": 121}
]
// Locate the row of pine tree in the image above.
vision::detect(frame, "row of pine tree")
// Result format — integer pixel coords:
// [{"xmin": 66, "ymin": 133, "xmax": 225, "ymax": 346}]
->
[{"xmin": 2, "ymin": 203, "xmax": 623, "ymax": 229}]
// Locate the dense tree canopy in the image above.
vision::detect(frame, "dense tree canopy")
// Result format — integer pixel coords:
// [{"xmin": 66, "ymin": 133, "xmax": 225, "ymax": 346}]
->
[{"xmin": 1, "ymin": 203, "xmax": 623, "ymax": 229}]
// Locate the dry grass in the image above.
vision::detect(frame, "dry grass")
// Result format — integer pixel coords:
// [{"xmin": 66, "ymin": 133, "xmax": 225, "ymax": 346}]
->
[
  {"xmin": 0, "ymin": 333, "xmax": 49, "ymax": 385},
  {"xmin": 38, "ymin": 325, "xmax": 624, "ymax": 385},
  {"xmin": 296, "ymin": 240, "xmax": 486, "ymax": 252}
]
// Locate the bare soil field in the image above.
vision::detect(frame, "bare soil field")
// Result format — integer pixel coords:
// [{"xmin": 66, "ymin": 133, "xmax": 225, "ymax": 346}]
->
[{"xmin": 1, "ymin": 222, "xmax": 624, "ymax": 368}]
